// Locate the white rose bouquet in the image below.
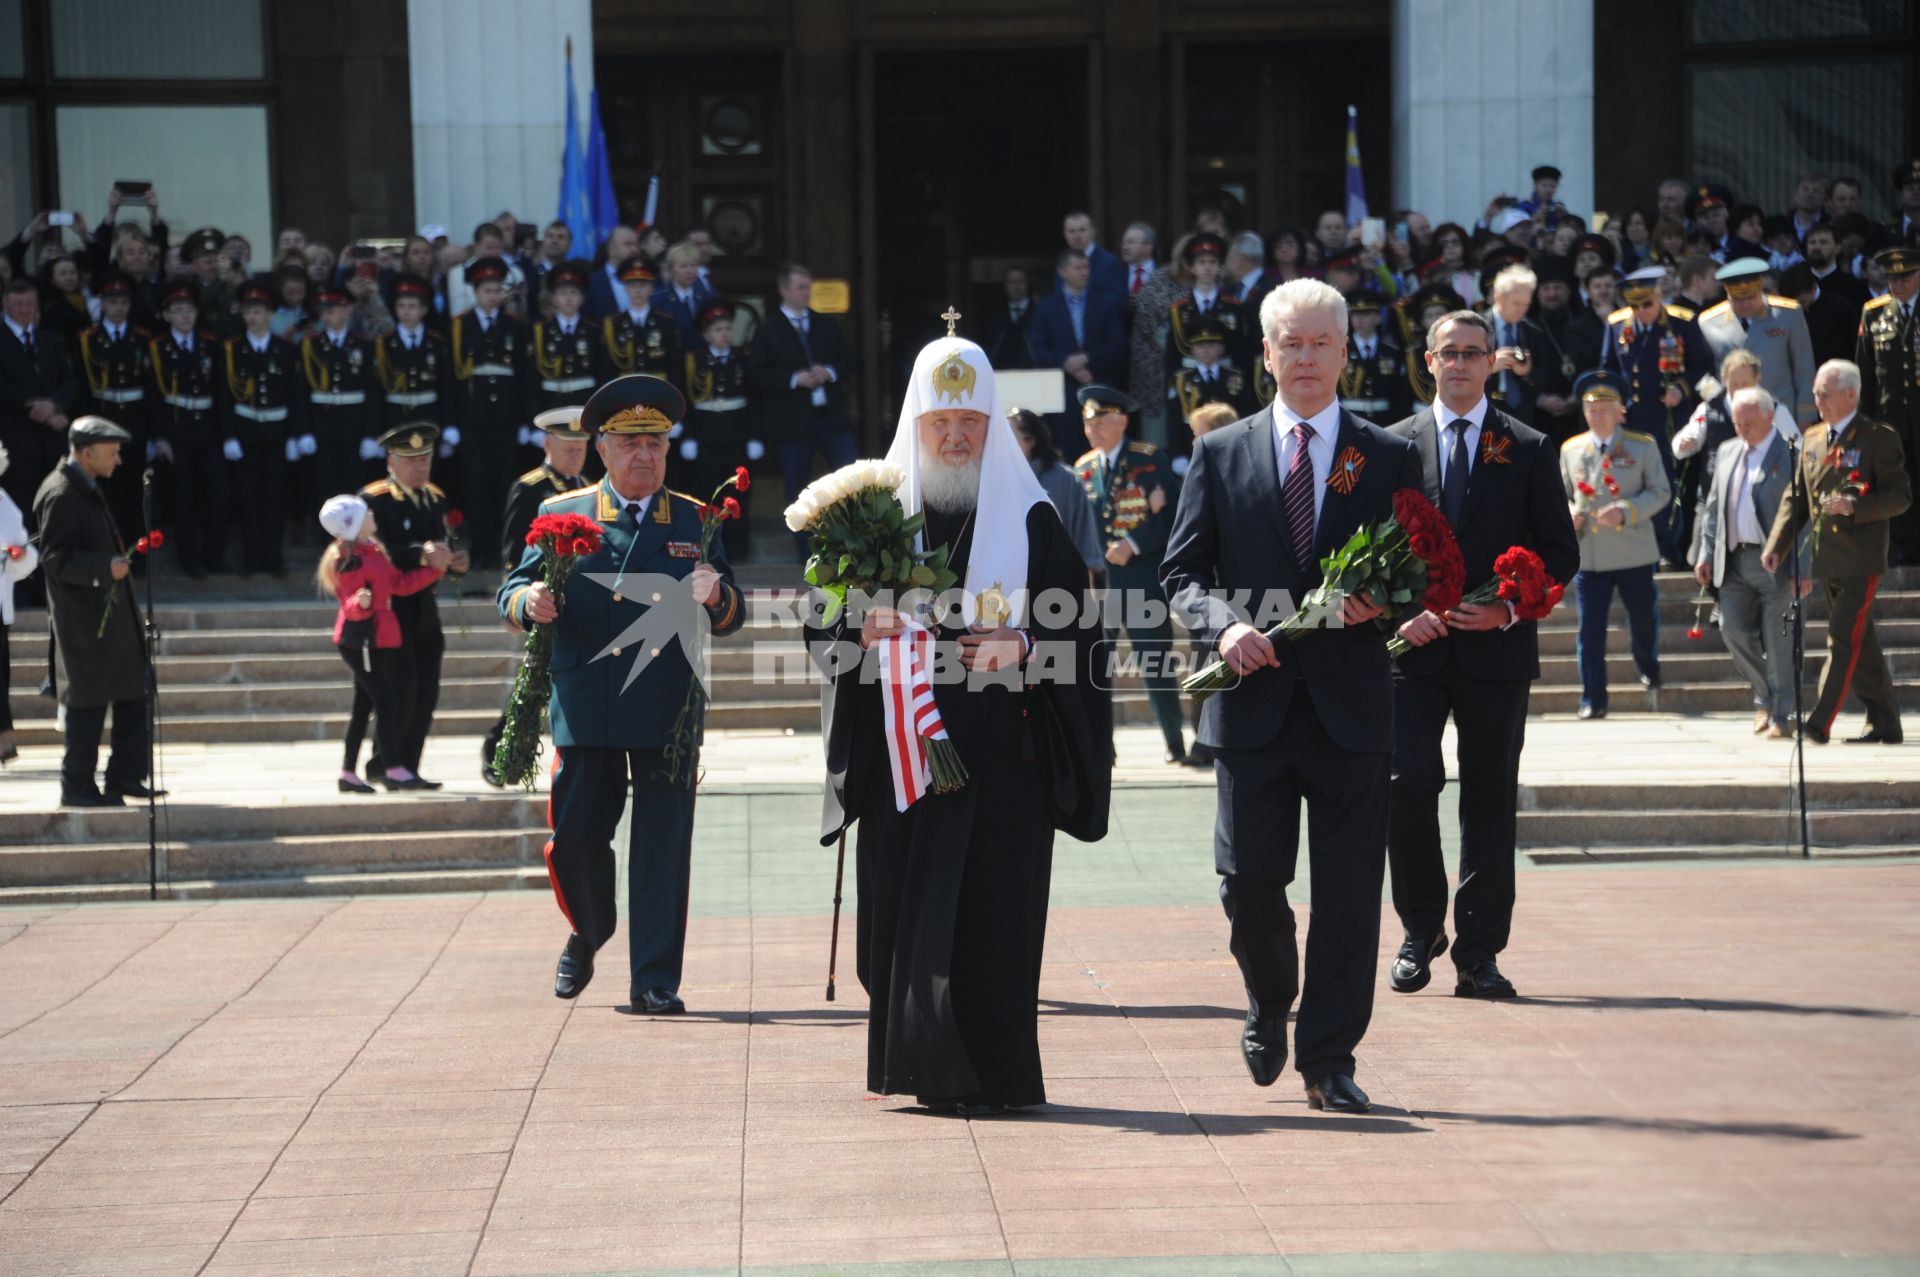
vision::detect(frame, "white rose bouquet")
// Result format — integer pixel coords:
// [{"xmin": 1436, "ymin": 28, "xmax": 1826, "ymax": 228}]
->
[{"xmin": 785, "ymin": 459, "xmax": 959, "ymax": 626}]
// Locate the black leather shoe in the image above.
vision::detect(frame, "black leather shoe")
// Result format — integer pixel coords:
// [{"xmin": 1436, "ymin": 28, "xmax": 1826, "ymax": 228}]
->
[
  {"xmin": 1240, "ymin": 1014, "xmax": 1288, "ymax": 1087},
  {"xmin": 60, "ymin": 790, "xmax": 123, "ymax": 808},
  {"xmin": 411, "ymin": 775, "xmax": 445, "ymax": 790},
  {"xmin": 632, "ymin": 987, "xmax": 685, "ymax": 1015},
  {"xmin": 1389, "ymin": 931, "xmax": 1449, "ymax": 993},
  {"xmin": 1803, "ymin": 724, "xmax": 1830, "ymax": 745},
  {"xmin": 553, "ymin": 934, "xmax": 594, "ymax": 999},
  {"xmin": 1454, "ymin": 959, "xmax": 1517, "ymax": 999},
  {"xmin": 1845, "ymin": 730, "xmax": 1903, "ymax": 745},
  {"xmin": 1576, "ymin": 704, "xmax": 1606, "ymax": 720},
  {"xmin": 338, "ymin": 775, "xmax": 376, "ymax": 794},
  {"xmin": 1305, "ymin": 1074, "xmax": 1371, "ymax": 1113},
  {"xmin": 481, "ymin": 764, "xmax": 504, "ymax": 788},
  {"xmin": 1187, "ymin": 744, "xmax": 1215, "ymax": 767},
  {"xmin": 104, "ymin": 782, "xmax": 167, "ymax": 800},
  {"xmin": 1164, "ymin": 746, "xmax": 1188, "ymax": 765}
]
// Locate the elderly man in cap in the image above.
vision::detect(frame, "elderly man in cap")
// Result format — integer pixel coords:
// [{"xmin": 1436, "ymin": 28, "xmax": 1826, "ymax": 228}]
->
[
  {"xmin": 1697, "ymin": 258, "xmax": 1817, "ymax": 427},
  {"xmin": 1856, "ymin": 247, "xmax": 1920, "ymax": 563},
  {"xmin": 481, "ymin": 406, "xmax": 592, "ymax": 786},
  {"xmin": 1559, "ymin": 369, "xmax": 1670, "ymax": 719},
  {"xmin": 34, "ymin": 417, "xmax": 159, "ymax": 806},
  {"xmin": 501, "ymin": 376, "xmax": 745, "ymax": 1014},
  {"xmin": 1600, "ymin": 265, "xmax": 1712, "ymax": 565}
]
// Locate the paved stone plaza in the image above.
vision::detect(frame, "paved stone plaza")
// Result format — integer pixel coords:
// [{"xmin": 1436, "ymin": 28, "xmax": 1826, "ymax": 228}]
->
[{"xmin": 1, "ymin": 720, "xmax": 1916, "ymax": 1275}]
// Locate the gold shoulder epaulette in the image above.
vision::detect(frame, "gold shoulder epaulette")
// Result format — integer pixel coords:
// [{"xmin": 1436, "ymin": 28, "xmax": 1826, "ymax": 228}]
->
[
  {"xmin": 361, "ymin": 480, "xmax": 392, "ymax": 498},
  {"xmin": 425, "ymin": 482, "xmax": 446, "ymax": 499},
  {"xmin": 1560, "ymin": 435, "xmax": 1586, "ymax": 451},
  {"xmin": 1863, "ymin": 294, "xmax": 1895, "ymax": 312},
  {"xmin": 1702, "ymin": 301, "xmax": 1731, "ymax": 320},
  {"xmin": 1621, "ymin": 429, "xmax": 1657, "ymax": 445},
  {"xmin": 1666, "ymin": 304, "xmax": 1696, "ymax": 322},
  {"xmin": 539, "ymin": 487, "xmax": 584, "ymax": 506},
  {"xmin": 1766, "ymin": 295, "xmax": 1800, "ymax": 310},
  {"xmin": 1608, "ymin": 306, "xmax": 1633, "ymax": 325},
  {"xmin": 1075, "ymin": 449, "xmax": 1102, "ymax": 466},
  {"xmin": 517, "ymin": 466, "xmax": 549, "ymax": 485}
]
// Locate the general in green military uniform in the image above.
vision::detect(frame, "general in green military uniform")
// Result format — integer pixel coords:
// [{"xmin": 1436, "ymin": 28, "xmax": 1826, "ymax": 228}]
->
[
  {"xmin": 498, "ymin": 376, "xmax": 745, "ymax": 1013},
  {"xmin": 1071, "ymin": 384, "xmax": 1193, "ymax": 763},
  {"xmin": 1856, "ymin": 247, "xmax": 1920, "ymax": 564},
  {"xmin": 1764, "ymin": 361, "xmax": 1913, "ymax": 744}
]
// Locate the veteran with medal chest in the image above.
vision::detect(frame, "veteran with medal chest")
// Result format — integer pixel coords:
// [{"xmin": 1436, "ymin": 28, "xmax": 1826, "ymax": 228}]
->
[
  {"xmin": 1856, "ymin": 247, "xmax": 1920, "ymax": 565},
  {"xmin": 499, "ymin": 376, "xmax": 744, "ymax": 1015}
]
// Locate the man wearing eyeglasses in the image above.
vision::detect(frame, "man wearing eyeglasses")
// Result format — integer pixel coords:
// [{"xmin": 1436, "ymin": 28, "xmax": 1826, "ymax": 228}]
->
[
  {"xmin": 1384, "ymin": 310, "xmax": 1579, "ymax": 1002},
  {"xmin": 1599, "ymin": 266, "xmax": 1713, "ymax": 566}
]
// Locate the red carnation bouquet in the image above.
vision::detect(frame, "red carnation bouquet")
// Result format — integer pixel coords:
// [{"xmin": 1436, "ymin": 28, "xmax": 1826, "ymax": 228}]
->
[
  {"xmin": 1386, "ymin": 540, "xmax": 1565, "ymax": 659},
  {"xmin": 492, "ymin": 511, "xmax": 605, "ymax": 789},
  {"xmin": 96, "ymin": 530, "xmax": 163, "ymax": 637},
  {"xmin": 659, "ymin": 465, "xmax": 752, "ymax": 787}
]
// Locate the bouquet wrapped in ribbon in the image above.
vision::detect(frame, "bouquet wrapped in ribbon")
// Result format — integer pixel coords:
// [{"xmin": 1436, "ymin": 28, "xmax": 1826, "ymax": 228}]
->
[
  {"xmin": 97, "ymin": 530, "xmax": 162, "ymax": 637},
  {"xmin": 1183, "ymin": 489, "xmax": 1447, "ymax": 702},
  {"xmin": 658, "ymin": 466, "xmax": 752, "ymax": 788},
  {"xmin": 491, "ymin": 512, "xmax": 605, "ymax": 789},
  {"xmin": 785, "ymin": 459, "xmax": 965, "ymax": 806}
]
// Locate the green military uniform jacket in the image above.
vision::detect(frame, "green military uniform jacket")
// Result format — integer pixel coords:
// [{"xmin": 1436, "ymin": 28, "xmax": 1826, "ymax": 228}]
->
[
  {"xmin": 1559, "ymin": 428, "xmax": 1669, "ymax": 572},
  {"xmin": 498, "ymin": 478, "xmax": 744, "ymax": 750},
  {"xmin": 1764, "ymin": 412, "xmax": 1914, "ymax": 579}
]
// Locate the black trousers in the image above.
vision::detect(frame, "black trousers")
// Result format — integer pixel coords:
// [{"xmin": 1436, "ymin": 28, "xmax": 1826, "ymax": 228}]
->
[
  {"xmin": 62, "ymin": 698, "xmax": 147, "ymax": 795},
  {"xmin": 167, "ymin": 428, "xmax": 230, "ymax": 573},
  {"xmin": 357, "ymin": 615, "xmax": 443, "ymax": 776},
  {"xmin": 1213, "ymin": 688, "xmax": 1390, "ymax": 1086},
  {"xmin": 1386, "ymin": 660, "xmax": 1532, "ymax": 969},
  {"xmin": 0, "ymin": 622, "xmax": 13, "ymax": 733},
  {"xmin": 338, "ymin": 644, "xmax": 406, "ymax": 772},
  {"xmin": 457, "ymin": 423, "xmax": 518, "ymax": 570},
  {"xmin": 546, "ymin": 745, "xmax": 696, "ymax": 993},
  {"xmin": 236, "ymin": 433, "xmax": 287, "ymax": 574}
]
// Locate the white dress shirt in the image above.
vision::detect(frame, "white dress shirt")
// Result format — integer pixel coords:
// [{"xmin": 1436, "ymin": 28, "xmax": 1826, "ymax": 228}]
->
[
  {"xmin": 1727, "ymin": 439, "xmax": 1770, "ymax": 548},
  {"xmin": 1271, "ymin": 398, "xmax": 1342, "ymax": 522}
]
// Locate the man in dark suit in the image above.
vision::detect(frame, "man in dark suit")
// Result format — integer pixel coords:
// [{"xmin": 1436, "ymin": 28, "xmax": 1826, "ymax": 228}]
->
[
  {"xmin": 982, "ymin": 266, "xmax": 1037, "ymax": 371},
  {"xmin": 1030, "ymin": 250, "xmax": 1127, "ymax": 457},
  {"xmin": 1384, "ymin": 309, "xmax": 1580, "ymax": 1002},
  {"xmin": 0, "ymin": 279, "xmax": 77, "ymax": 560},
  {"xmin": 746, "ymin": 263, "xmax": 856, "ymax": 555},
  {"xmin": 1062, "ymin": 210, "xmax": 1127, "ymax": 298},
  {"xmin": 1162, "ymin": 278, "xmax": 1422, "ymax": 1114}
]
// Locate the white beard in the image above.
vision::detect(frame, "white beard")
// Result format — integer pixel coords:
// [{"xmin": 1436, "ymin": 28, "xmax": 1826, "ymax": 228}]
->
[{"xmin": 919, "ymin": 450, "xmax": 982, "ymax": 514}]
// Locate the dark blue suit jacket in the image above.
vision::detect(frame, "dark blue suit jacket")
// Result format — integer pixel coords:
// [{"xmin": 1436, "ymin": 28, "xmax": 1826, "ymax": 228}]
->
[
  {"xmin": 1028, "ymin": 287, "xmax": 1127, "ymax": 388},
  {"xmin": 584, "ymin": 264, "xmax": 626, "ymax": 322},
  {"xmin": 1161, "ymin": 405, "xmax": 1422, "ymax": 756},
  {"xmin": 655, "ymin": 280, "xmax": 718, "ymax": 348}
]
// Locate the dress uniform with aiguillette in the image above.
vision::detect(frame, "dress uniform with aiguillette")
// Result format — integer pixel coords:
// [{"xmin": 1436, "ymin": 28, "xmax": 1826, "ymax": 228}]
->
[
  {"xmin": 1337, "ymin": 289, "xmax": 1413, "ymax": 424},
  {"xmin": 683, "ymin": 300, "xmax": 756, "ymax": 559},
  {"xmin": 1165, "ymin": 234, "xmax": 1251, "ymax": 381},
  {"xmin": 1856, "ymin": 247, "xmax": 1920, "ymax": 564},
  {"xmin": 1072, "ymin": 385, "xmax": 1192, "ymax": 763},
  {"xmin": 374, "ymin": 274, "xmax": 452, "ymax": 488},
  {"xmin": 452, "ymin": 257, "xmax": 535, "ymax": 570},
  {"xmin": 224, "ymin": 281, "xmax": 304, "ymax": 576},
  {"xmin": 1599, "ymin": 266, "xmax": 1712, "ymax": 564},
  {"xmin": 601, "ymin": 258, "xmax": 684, "ymax": 392},
  {"xmin": 529, "ymin": 260, "xmax": 601, "ymax": 470},
  {"xmin": 303, "ymin": 289, "xmax": 382, "ymax": 512},
  {"xmin": 79, "ymin": 271, "xmax": 152, "ymax": 541},
  {"xmin": 497, "ymin": 376, "xmax": 745, "ymax": 1013},
  {"xmin": 1697, "ymin": 258, "xmax": 1817, "ymax": 425},
  {"xmin": 149, "ymin": 283, "xmax": 228, "ymax": 576},
  {"xmin": 355, "ymin": 425, "xmax": 460, "ymax": 782},
  {"xmin": 1764, "ymin": 399, "xmax": 1912, "ymax": 744},
  {"xmin": 1168, "ymin": 309, "xmax": 1256, "ymax": 463}
]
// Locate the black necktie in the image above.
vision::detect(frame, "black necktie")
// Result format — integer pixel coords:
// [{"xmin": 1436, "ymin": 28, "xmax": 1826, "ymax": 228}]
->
[
  {"xmin": 1442, "ymin": 421, "xmax": 1471, "ymax": 528},
  {"xmin": 626, "ymin": 501, "xmax": 642, "ymax": 526},
  {"xmin": 794, "ymin": 315, "xmax": 815, "ymax": 364},
  {"xmin": 21, "ymin": 327, "xmax": 32, "ymax": 349}
]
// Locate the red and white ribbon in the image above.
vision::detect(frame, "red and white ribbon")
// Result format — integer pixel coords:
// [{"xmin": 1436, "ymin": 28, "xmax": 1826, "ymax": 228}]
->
[{"xmin": 879, "ymin": 622, "xmax": 949, "ymax": 811}]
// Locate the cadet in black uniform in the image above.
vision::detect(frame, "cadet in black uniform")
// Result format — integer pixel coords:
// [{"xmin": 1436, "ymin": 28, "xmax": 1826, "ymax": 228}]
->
[
  {"xmin": 1167, "ymin": 309, "xmax": 1256, "ymax": 466},
  {"xmin": 480, "ymin": 405, "xmax": 592, "ymax": 785},
  {"xmin": 1165, "ymin": 233, "xmax": 1252, "ymax": 383},
  {"xmin": 1337, "ymin": 288, "xmax": 1412, "ymax": 423},
  {"xmin": 78, "ymin": 270, "xmax": 152, "ymax": 542},
  {"xmin": 374, "ymin": 273, "xmax": 452, "ymax": 490},
  {"xmin": 530, "ymin": 260, "xmax": 601, "ymax": 474},
  {"xmin": 601, "ymin": 257, "xmax": 683, "ymax": 392},
  {"xmin": 350, "ymin": 423, "xmax": 468, "ymax": 786},
  {"xmin": 681, "ymin": 299, "xmax": 757, "ymax": 559},
  {"xmin": 451, "ymin": 257, "xmax": 534, "ymax": 570},
  {"xmin": 149, "ymin": 283, "xmax": 227, "ymax": 576},
  {"xmin": 223, "ymin": 279, "xmax": 304, "ymax": 576},
  {"xmin": 302, "ymin": 285, "xmax": 382, "ymax": 520}
]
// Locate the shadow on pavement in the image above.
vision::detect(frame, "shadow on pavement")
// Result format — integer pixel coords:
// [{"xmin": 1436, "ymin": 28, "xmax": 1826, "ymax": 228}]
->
[
  {"xmin": 1418, "ymin": 1110, "xmax": 1857, "ymax": 1140},
  {"xmin": 1508, "ymin": 994, "xmax": 1913, "ymax": 1019}
]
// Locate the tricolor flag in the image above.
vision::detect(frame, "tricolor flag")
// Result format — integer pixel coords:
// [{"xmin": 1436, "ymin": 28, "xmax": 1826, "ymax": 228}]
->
[{"xmin": 1345, "ymin": 104, "xmax": 1369, "ymax": 227}]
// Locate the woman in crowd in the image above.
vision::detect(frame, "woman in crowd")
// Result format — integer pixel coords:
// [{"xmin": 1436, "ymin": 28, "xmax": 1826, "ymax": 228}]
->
[
  {"xmin": 1008, "ymin": 406, "xmax": 1102, "ymax": 576},
  {"xmin": 1430, "ymin": 222, "xmax": 1480, "ymax": 305},
  {"xmin": 36, "ymin": 253, "xmax": 95, "ymax": 356},
  {"xmin": 1648, "ymin": 217, "xmax": 1687, "ymax": 267},
  {"xmin": 0, "ymin": 444, "xmax": 40, "ymax": 765},
  {"xmin": 1127, "ymin": 230, "xmax": 1193, "ymax": 442},
  {"xmin": 1265, "ymin": 225, "xmax": 1311, "ymax": 286},
  {"xmin": 317, "ymin": 494, "xmax": 442, "ymax": 793},
  {"xmin": 271, "ymin": 264, "xmax": 315, "ymax": 339},
  {"xmin": 1619, "ymin": 208, "xmax": 1653, "ymax": 270}
]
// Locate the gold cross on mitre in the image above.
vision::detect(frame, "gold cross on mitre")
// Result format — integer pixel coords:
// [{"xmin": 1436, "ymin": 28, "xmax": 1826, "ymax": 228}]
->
[{"xmin": 941, "ymin": 305, "xmax": 961, "ymax": 337}]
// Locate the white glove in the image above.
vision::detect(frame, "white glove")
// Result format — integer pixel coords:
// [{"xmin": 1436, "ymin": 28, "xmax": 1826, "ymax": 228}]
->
[
  {"xmin": 441, "ymin": 426, "xmax": 461, "ymax": 448},
  {"xmin": 516, "ymin": 425, "xmax": 532, "ymax": 446},
  {"xmin": 669, "ymin": 422, "xmax": 684, "ymax": 439},
  {"xmin": 284, "ymin": 438, "xmax": 301, "ymax": 464},
  {"xmin": 1171, "ymin": 454, "xmax": 1190, "ymax": 477},
  {"xmin": 679, "ymin": 439, "xmax": 698, "ymax": 460},
  {"xmin": 298, "ymin": 434, "xmax": 318, "ymax": 456},
  {"xmin": 745, "ymin": 439, "xmax": 765, "ymax": 461},
  {"xmin": 223, "ymin": 438, "xmax": 243, "ymax": 463},
  {"xmin": 359, "ymin": 436, "xmax": 382, "ymax": 461}
]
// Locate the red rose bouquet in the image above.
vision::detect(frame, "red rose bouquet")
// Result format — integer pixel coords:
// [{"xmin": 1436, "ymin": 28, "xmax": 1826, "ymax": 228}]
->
[{"xmin": 492, "ymin": 512, "xmax": 605, "ymax": 789}]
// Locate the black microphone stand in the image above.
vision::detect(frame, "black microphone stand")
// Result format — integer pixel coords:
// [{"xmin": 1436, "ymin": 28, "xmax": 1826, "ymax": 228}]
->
[
  {"xmin": 141, "ymin": 468, "xmax": 164, "ymax": 898},
  {"xmin": 1784, "ymin": 444, "xmax": 1810, "ymax": 860}
]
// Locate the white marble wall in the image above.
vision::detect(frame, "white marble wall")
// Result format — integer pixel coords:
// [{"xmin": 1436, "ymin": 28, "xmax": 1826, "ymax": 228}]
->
[
  {"xmin": 407, "ymin": 0, "xmax": 595, "ymax": 239},
  {"xmin": 1391, "ymin": 0, "xmax": 1595, "ymax": 227}
]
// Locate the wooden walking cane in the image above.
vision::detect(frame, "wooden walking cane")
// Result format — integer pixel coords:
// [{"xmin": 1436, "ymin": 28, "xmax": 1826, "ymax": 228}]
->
[{"xmin": 826, "ymin": 829, "xmax": 847, "ymax": 1001}]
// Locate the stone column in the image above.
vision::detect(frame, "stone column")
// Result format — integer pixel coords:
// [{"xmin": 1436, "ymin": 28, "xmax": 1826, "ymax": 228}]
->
[
  {"xmin": 1391, "ymin": 0, "xmax": 1595, "ymax": 227},
  {"xmin": 406, "ymin": 0, "xmax": 594, "ymax": 238}
]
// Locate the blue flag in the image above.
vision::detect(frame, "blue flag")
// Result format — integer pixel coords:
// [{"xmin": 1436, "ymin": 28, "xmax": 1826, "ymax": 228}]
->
[
  {"xmin": 557, "ymin": 57, "xmax": 593, "ymax": 253},
  {"xmin": 1345, "ymin": 104, "xmax": 1369, "ymax": 228},
  {"xmin": 586, "ymin": 87, "xmax": 619, "ymax": 246}
]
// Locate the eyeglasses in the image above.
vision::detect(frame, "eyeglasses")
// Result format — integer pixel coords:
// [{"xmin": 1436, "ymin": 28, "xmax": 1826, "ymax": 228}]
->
[{"xmin": 1432, "ymin": 348, "xmax": 1491, "ymax": 364}]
